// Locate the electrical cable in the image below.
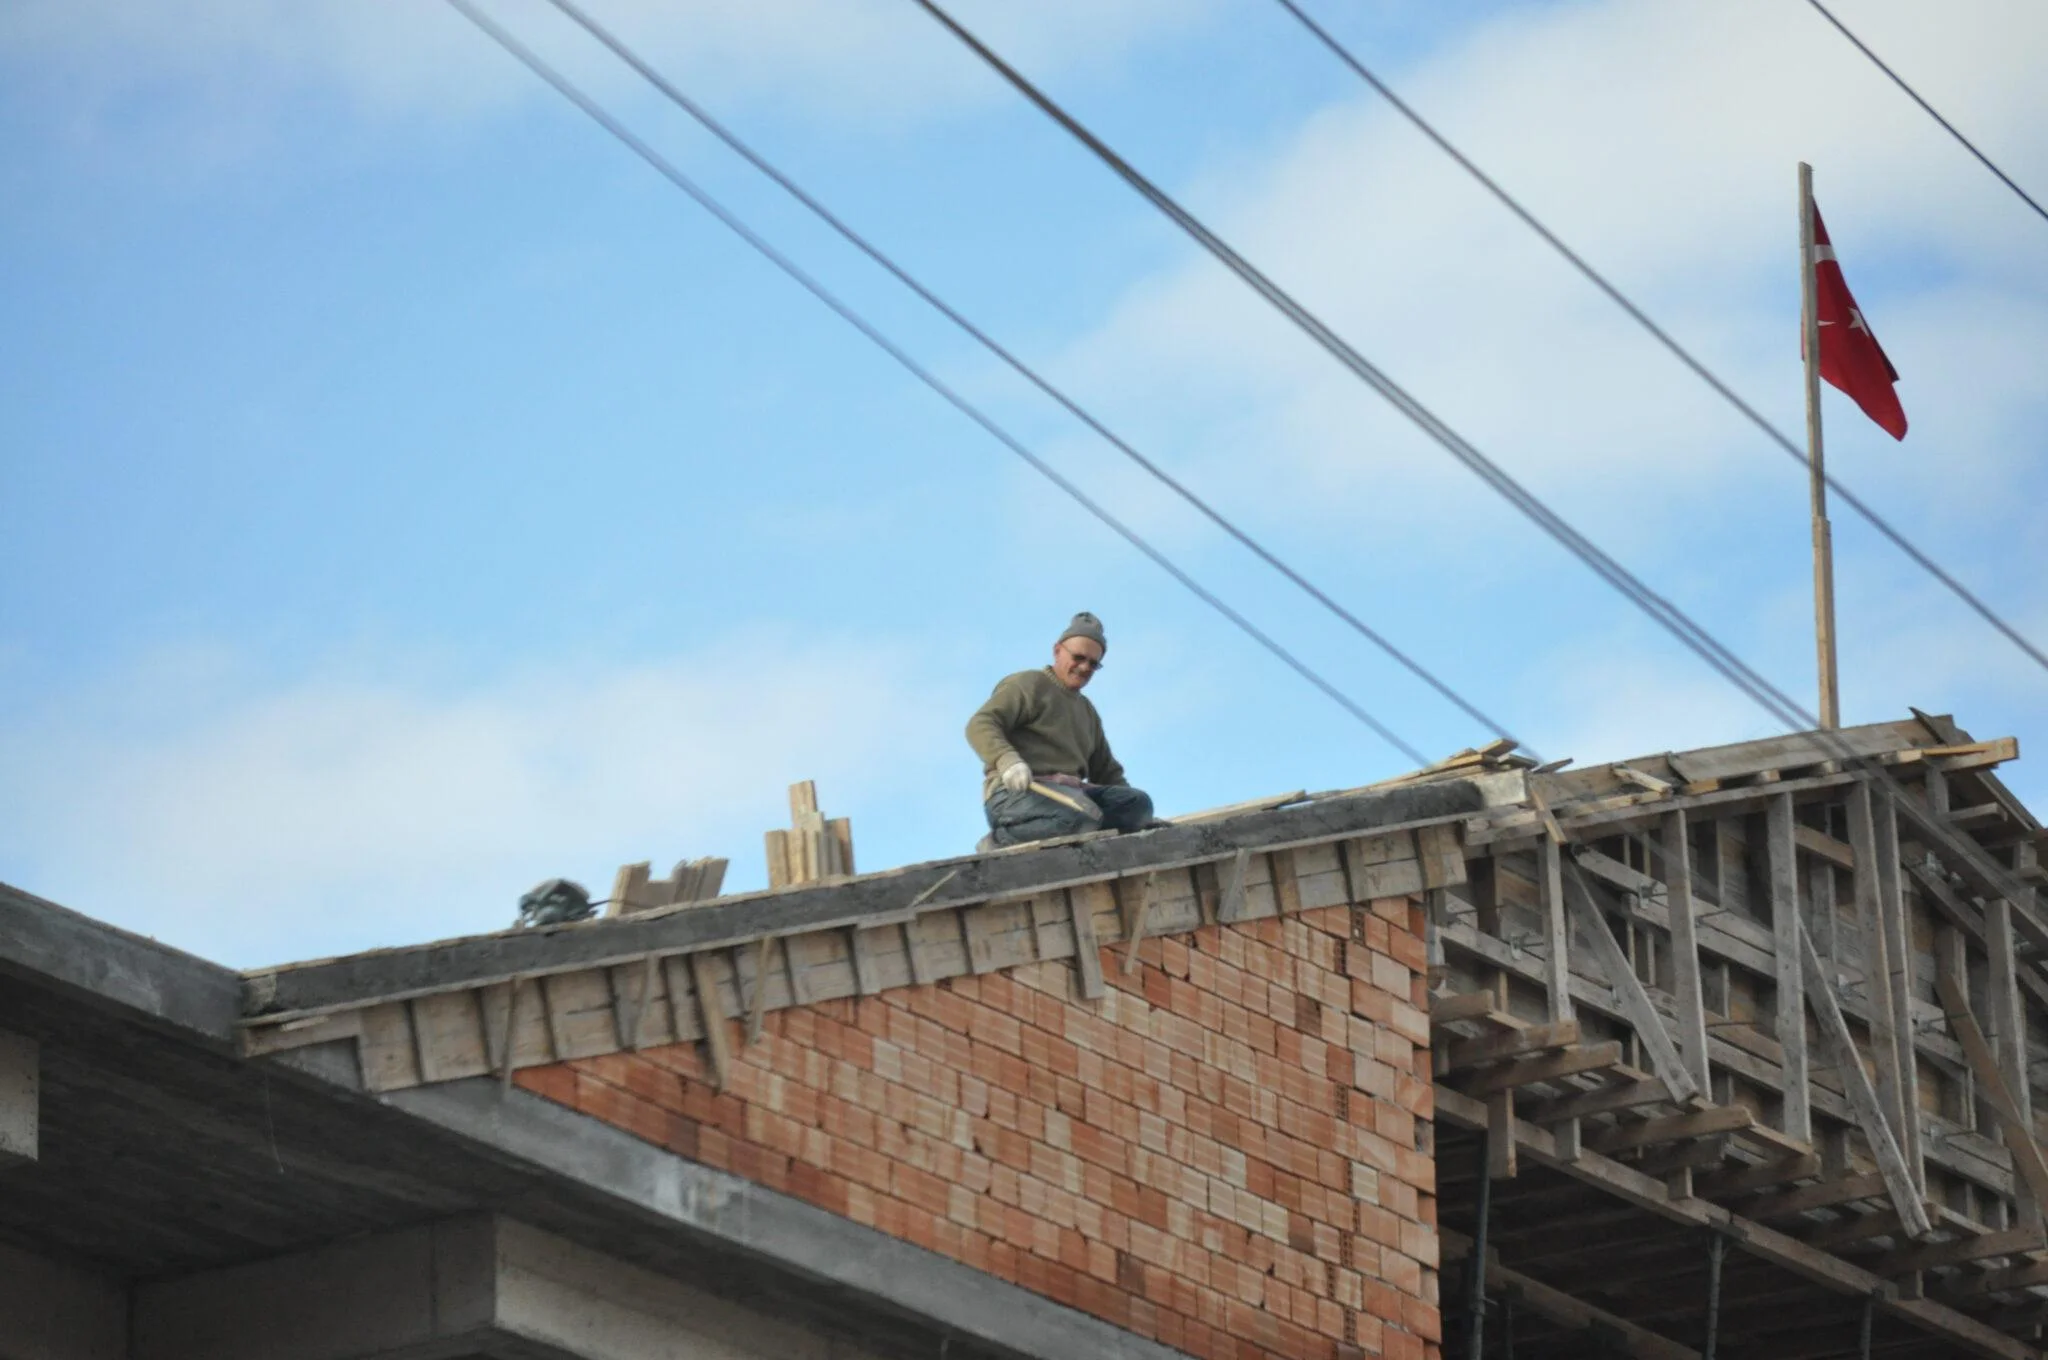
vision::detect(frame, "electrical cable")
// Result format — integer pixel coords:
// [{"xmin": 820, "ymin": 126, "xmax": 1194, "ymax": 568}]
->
[
  {"xmin": 1272, "ymin": 0, "xmax": 2048, "ymax": 682},
  {"xmin": 442, "ymin": 0, "xmax": 1430, "ymax": 766},
  {"xmin": 1805, "ymin": 0, "xmax": 2048, "ymax": 228},
  {"xmin": 912, "ymin": 0, "xmax": 1836, "ymax": 743},
  {"xmin": 530, "ymin": 0, "xmax": 1525, "ymax": 753}
]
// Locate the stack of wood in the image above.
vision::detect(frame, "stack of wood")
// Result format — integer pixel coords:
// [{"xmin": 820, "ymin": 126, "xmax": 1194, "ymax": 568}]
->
[
  {"xmin": 1370, "ymin": 738, "xmax": 1536, "ymax": 791},
  {"xmin": 605, "ymin": 855, "xmax": 728, "ymax": 918},
  {"xmin": 766, "ymin": 781, "xmax": 854, "ymax": 889}
]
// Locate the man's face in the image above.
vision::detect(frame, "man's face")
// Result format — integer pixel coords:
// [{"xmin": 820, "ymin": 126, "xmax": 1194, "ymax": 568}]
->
[{"xmin": 1051, "ymin": 638, "xmax": 1105, "ymax": 691}]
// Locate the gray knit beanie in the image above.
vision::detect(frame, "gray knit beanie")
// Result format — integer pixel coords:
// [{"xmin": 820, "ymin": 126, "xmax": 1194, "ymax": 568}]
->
[{"xmin": 1057, "ymin": 611, "xmax": 1106, "ymax": 650}]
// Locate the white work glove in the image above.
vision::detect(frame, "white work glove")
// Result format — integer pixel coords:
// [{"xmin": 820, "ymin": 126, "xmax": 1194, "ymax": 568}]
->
[{"xmin": 998, "ymin": 760, "xmax": 1032, "ymax": 794}]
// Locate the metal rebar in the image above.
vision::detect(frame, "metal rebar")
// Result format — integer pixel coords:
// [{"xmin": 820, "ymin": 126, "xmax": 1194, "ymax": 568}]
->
[
  {"xmin": 1703, "ymin": 1233, "xmax": 1726, "ymax": 1360},
  {"xmin": 1468, "ymin": 1131, "xmax": 1492, "ymax": 1359},
  {"xmin": 1860, "ymin": 1292, "xmax": 1875, "ymax": 1360}
]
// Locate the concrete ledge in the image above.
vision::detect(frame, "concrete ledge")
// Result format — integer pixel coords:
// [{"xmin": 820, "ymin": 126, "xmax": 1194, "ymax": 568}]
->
[
  {"xmin": 0, "ymin": 882, "xmax": 240, "ymax": 1043},
  {"xmin": 386, "ymin": 1080, "xmax": 1191, "ymax": 1360},
  {"xmin": 0, "ymin": 1239, "xmax": 127, "ymax": 1360}
]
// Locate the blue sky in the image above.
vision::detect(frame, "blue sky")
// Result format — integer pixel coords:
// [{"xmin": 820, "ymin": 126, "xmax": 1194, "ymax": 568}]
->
[{"xmin": 3, "ymin": 0, "xmax": 2043, "ymax": 968}]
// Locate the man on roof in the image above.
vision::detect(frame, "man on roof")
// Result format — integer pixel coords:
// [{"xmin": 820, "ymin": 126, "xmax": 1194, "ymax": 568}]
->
[{"xmin": 966, "ymin": 612, "xmax": 1159, "ymax": 848}]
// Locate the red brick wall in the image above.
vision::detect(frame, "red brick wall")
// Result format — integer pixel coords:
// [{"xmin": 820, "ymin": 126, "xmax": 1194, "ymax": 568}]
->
[{"xmin": 516, "ymin": 899, "xmax": 1439, "ymax": 1360}]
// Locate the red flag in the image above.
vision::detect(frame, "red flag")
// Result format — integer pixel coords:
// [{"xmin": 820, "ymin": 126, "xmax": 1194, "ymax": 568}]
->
[{"xmin": 1807, "ymin": 202, "xmax": 1907, "ymax": 439}]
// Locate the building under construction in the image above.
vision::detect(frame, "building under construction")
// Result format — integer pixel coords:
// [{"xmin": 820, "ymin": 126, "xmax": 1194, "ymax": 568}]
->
[{"xmin": 4, "ymin": 712, "xmax": 2047, "ymax": 1360}]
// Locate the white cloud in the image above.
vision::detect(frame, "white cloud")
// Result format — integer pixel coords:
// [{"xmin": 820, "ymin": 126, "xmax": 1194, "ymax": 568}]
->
[
  {"xmin": 0, "ymin": 0, "xmax": 1211, "ymax": 133},
  {"xmin": 0, "ymin": 635, "xmax": 960, "ymax": 967}
]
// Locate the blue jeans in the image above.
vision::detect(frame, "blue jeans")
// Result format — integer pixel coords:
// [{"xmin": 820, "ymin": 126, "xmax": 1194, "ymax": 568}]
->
[{"xmin": 984, "ymin": 783, "xmax": 1155, "ymax": 847}]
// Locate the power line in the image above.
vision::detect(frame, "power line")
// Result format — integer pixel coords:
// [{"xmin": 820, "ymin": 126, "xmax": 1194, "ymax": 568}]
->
[
  {"xmin": 1806, "ymin": 0, "xmax": 2048, "ymax": 228},
  {"xmin": 908, "ymin": 0, "xmax": 1860, "ymax": 745},
  {"xmin": 909, "ymin": 2, "xmax": 2048, "ymax": 922},
  {"xmin": 1270, "ymin": 0, "xmax": 2048, "ymax": 682},
  {"xmin": 530, "ymin": 0, "xmax": 1525, "ymax": 753},
  {"xmin": 441, "ymin": 0, "xmax": 1429, "ymax": 766}
]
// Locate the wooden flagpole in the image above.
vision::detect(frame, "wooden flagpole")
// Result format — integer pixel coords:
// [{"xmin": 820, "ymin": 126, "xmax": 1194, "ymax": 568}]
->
[{"xmin": 1799, "ymin": 162, "xmax": 1841, "ymax": 730}]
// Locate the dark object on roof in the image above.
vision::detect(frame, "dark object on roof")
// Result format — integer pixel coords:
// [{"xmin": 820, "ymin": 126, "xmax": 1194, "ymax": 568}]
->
[{"xmin": 514, "ymin": 878, "xmax": 592, "ymax": 929}]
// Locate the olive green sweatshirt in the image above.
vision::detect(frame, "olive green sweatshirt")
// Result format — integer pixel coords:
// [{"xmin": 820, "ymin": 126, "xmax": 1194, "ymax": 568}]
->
[{"xmin": 965, "ymin": 668, "xmax": 1127, "ymax": 799}]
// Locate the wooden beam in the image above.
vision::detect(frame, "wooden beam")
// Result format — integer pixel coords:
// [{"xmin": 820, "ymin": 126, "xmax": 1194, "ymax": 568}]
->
[
  {"xmin": 1934, "ymin": 966, "xmax": 2048, "ymax": 1221},
  {"xmin": 1941, "ymin": 1255, "xmax": 2048, "ymax": 1297},
  {"xmin": 1741, "ymin": 1172, "xmax": 1889, "ymax": 1220},
  {"xmin": 1663, "ymin": 809, "xmax": 1712, "ymax": 1097},
  {"xmin": 1799, "ymin": 919, "xmax": 1931, "ymax": 1240},
  {"xmin": 1488, "ymin": 1091, "xmax": 1518, "ymax": 1177},
  {"xmin": 1696, "ymin": 1155, "xmax": 1823, "ymax": 1197},
  {"xmin": 1587, "ymin": 1105, "xmax": 1754, "ymax": 1156},
  {"xmin": 1214, "ymin": 849, "xmax": 1251, "ymax": 923},
  {"xmin": 1441, "ymin": 1229, "xmax": 1702, "ymax": 1360},
  {"xmin": 1875, "ymin": 1225, "xmax": 2046, "ymax": 1276},
  {"xmin": 1769, "ymin": 794, "xmax": 1812, "ymax": 1145},
  {"xmin": 1561, "ymin": 863, "xmax": 1702, "ymax": 1105},
  {"xmin": 1795, "ymin": 823, "xmax": 1857, "ymax": 870},
  {"xmin": 1458, "ymin": 1042, "xmax": 1625, "ymax": 1098},
  {"xmin": 1269, "ymin": 848, "xmax": 1303, "ymax": 915},
  {"xmin": 1526, "ymin": 1076, "xmax": 1672, "ymax": 1125},
  {"xmin": 1540, "ymin": 837, "xmax": 1574, "ymax": 1026},
  {"xmin": 1432, "ymin": 991, "xmax": 1502, "ymax": 1025},
  {"xmin": 1443, "ymin": 1020, "xmax": 1582, "ymax": 1072}
]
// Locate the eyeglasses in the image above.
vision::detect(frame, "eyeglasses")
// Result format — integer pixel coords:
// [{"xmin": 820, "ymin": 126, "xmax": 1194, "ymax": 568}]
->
[{"xmin": 1059, "ymin": 648, "xmax": 1104, "ymax": 671}]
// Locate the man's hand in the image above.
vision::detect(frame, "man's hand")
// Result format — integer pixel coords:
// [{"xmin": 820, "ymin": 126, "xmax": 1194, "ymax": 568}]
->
[{"xmin": 998, "ymin": 760, "xmax": 1032, "ymax": 794}]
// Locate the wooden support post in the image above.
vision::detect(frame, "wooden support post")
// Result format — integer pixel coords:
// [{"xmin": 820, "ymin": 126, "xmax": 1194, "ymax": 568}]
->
[
  {"xmin": 1068, "ymin": 888, "xmax": 1105, "ymax": 1001},
  {"xmin": 1664, "ymin": 809, "xmax": 1712, "ymax": 1097},
  {"xmin": 1562, "ymin": 863, "xmax": 1701, "ymax": 1107},
  {"xmin": 1215, "ymin": 849, "xmax": 1251, "ymax": 923},
  {"xmin": 1848, "ymin": 785, "xmax": 1909, "ymax": 1163},
  {"xmin": 496, "ymin": 977, "xmax": 524, "ymax": 1094},
  {"xmin": 1119, "ymin": 873, "xmax": 1156, "ymax": 975},
  {"xmin": 1799, "ymin": 919, "xmax": 1931, "ymax": 1240},
  {"xmin": 1874, "ymin": 791, "xmax": 1924, "ymax": 1193},
  {"xmin": 1539, "ymin": 838, "xmax": 1573, "ymax": 1023},
  {"xmin": 1935, "ymin": 965, "xmax": 2048, "ymax": 1222},
  {"xmin": 689, "ymin": 952, "xmax": 733, "ymax": 1090},
  {"xmin": 1768, "ymin": 794, "xmax": 1812, "ymax": 1145}
]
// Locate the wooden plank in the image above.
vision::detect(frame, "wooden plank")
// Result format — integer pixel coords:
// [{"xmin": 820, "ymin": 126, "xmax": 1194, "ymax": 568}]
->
[
  {"xmin": 1442, "ymin": 1020, "xmax": 1580, "ymax": 1072},
  {"xmin": 1586, "ymin": 1105, "xmax": 1754, "ymax": 1156},
  {"xmin": 1665, "ymin": 724, "xmax": 1925, "ymax": 784},
  {"xmin": 1172, "ymin": 789, "xmax": 1307, "ymax": 824},
  {"xmin": 745, "ymin": 940, "xmax": 770, "ymax": 1044},
  {"xmin": 1613, "ymin": 764, "xmax": 1674, "ymax": 796},
  {"xmin": 1664, "ymin": 809, "xmax": 1712, "ymax": 1097},
  {"xmin": 626, "ymin": 955, "xmax": 658, "ymax": 1050},
  {"xmin": 1696, "ymin": 1155, "xmax": 1823, "ymax": 1197},
  {"xmin": 763, "ymin": 830, "xmax": 793, "ymax": 892},
  {"xmin": 1214, "ymin": 849, "xmax": 1251, "ymax": 923},
  {"xmin": 1892, "ymin": 792, "xmax": 2048, "ymax": 956},
  {"xmin": 688, "ymin": 952, "xmax": 733, "ymax": 1090},
  {"xmin": 1415, "ymin": 823, "xmax": 1466, "ymax": 890},
  {"xmin": 1873, "ymin": 791, "xmax": 1926, "ymax": 1194},
  {"xmin": 1799, "ymin": 919, "xmax": 1931, "ymax": 1240},
  {"xmin": 1846, "ymin": 785, "xmax": 1909, "ymax": 1169},
  {"xmin": 1068, "ymin": 887, "xmax": 1105, "ymax": 1001},
  {"xmin": 1269, "ymin": 849, "xmax": 1303, "ymax": 916},
  {"xmin": 1935, "ymin": 967, "xmax": 2048, "ymax": 1221},
  {"xmin": 495, "ymin": 978, "xmax": 524, "ymax": 1092},
  {"xmin": 1457, "ymin": 1041, "xmax": 1624, "ymax": 1097},
  {"xmin": 1560, "ymin": 863, "xmax": 1701, "ymax": 1106},
  {"xmin": 607, "ymin": 861, "xmax": 654, "ymax": 918},
  {"xmin": 962, "ymin": 904, "xmax": 999, "ymax": 975},
  {"xmin": 1768, "ymin": 793, "xmax": 1811, "ymax": 1145},
  {"xmin": 827, "ymin": 816, "xmax": 855, "ymax": 877}
]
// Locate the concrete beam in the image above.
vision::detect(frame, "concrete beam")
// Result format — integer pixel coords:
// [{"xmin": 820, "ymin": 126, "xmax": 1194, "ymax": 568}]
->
[
  {"xmin": 0, "ymin": 1240, "xmax": 127, "ymax": 1360},
  {"xmin": 386, "ymin": 1080, "xmax": 1190, "ymax": 1360},
  {"xmin": 133, "ymin": 1216, "xmax": 897, "ymax": 1360},
  {"xmin": 0, "ymin": 1031, "xmax": 35, "ymax": 1164}
]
